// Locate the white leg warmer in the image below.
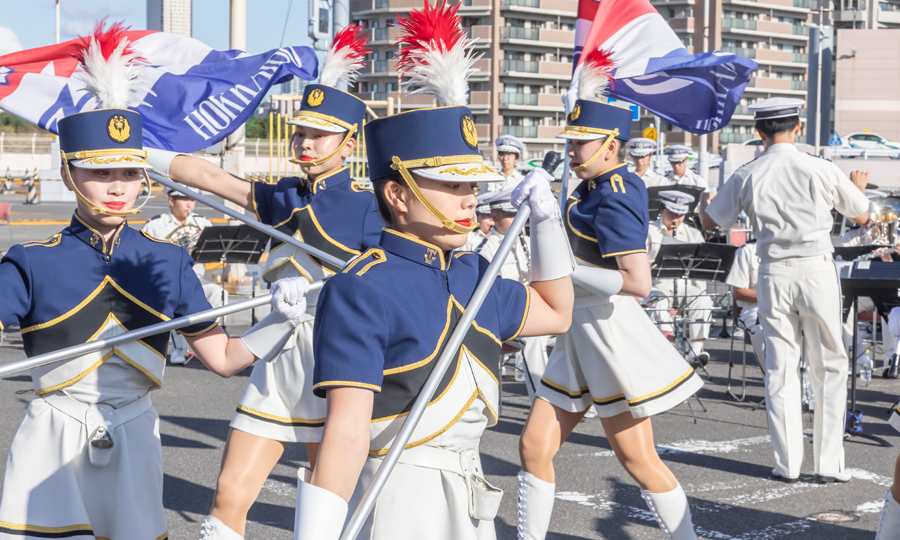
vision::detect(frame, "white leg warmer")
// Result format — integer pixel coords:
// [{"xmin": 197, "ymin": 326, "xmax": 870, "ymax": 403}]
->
[
  {"xmin": 877, "ymin": 489, "xmax": 900, "ymax": 540},
  {"xmin": 516, "ymin": 471, "xmax": 555, "ymax": 540},
  {"xmin": 640, "ymin": 484, "xmax": 698, "ymax": 540},
  {"xmin": 199, "ymin": 515, "xmax": 243, "ymax": 540}
]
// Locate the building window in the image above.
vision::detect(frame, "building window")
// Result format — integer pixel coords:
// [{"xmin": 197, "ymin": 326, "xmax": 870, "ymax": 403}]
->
[{"xmin": 682, "ymin": 36, "xmax": 692, "ymax": 46}]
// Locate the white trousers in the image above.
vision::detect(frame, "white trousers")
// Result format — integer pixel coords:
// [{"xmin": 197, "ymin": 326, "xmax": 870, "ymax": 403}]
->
[{"xmin": 758, "ymin": 255, "xmax": 847, "ymax": 478}]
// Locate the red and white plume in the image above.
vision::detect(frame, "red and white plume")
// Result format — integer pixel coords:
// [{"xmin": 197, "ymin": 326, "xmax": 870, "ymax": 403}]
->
[
  {"xmin": 577, "ymin": 49, "xmax": 615, "ymax": 101},
  {"xmin": 393, "ymin": 0, "xmax": 481, "ymax": 107},
  {"xmin": 320, "ymin": 24, "xmax": 371, "ymax": 88},
  {"xmin": 71, "ymin": 19, "xmax": 148, "ymax": 109}
]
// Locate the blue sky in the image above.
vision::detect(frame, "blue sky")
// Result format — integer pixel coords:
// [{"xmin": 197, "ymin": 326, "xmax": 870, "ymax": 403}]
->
[{"xmin": 0, "ymin": 0, "xmax": 315, "ymax": 56}]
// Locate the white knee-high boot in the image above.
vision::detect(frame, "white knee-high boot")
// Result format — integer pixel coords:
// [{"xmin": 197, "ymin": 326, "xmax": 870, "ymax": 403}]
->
[
  {"xmin": 199, "ymin": 515, "xmax": 243, "ymax": 540},
  {"xmin": 640, "ymin": 484, "xmax": 699, "ymax": 540},
  {"xmin": 877, "ymin": 489, "xmax": 900, "ymax": 540},
  {"xmin": 516, "ymin": 471, "xmax": 555, "ymax": 540}
]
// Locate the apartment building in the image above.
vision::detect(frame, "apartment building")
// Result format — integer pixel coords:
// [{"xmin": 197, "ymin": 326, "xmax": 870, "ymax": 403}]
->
[
  {"xmin": 833, "ymin": 0, "xmax": 900, "ymax": 29},
  {"xmin": 146, "ymin": 0, "xmax": 192, "ymax": 37},
  {"xmin": 349, "ymin": 0, "xmax": 812, "ymax": 156}
]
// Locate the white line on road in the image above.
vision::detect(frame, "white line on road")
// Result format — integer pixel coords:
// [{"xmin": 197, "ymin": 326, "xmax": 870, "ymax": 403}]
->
[{"xmin": 584, "ymin": 435, "xmax": 771, "ymax": 458}]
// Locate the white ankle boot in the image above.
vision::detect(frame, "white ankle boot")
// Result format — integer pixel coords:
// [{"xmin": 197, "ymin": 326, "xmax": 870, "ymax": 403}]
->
[
  {"xmin": 199, "ymin": 515, "xmax": 243, "ymax": 540},
  {"xmin": 516, "ymin": 471, "xmax": 555, "ymax": 540},
  {"xmin": 877, "ymin": 489, "xmax": 900, "ymax": 540},
  {"xmin": 640, "ymin": 484, "xmax": 699, "ymax": 540}
]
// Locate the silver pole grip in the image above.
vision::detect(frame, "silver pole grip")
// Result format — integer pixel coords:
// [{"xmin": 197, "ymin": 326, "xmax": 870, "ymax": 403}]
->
[
  {"xmin": 0, "ymin": 281, "xmax": 324, "ymax": 378},
  {"xmin": 147, "ymin": 171, "xmax": 347, "ymax": 269}
]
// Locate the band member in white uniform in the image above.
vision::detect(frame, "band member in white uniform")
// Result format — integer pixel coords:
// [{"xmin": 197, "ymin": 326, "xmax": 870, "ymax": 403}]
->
[
  {"xmin": 146, "ymin": 26, "xmax": 381, "ymax": 540},
  {"xmin": 700, "ymin": 97, "xmax": 870, "ymax": 484},
  {"xmin": 877, "ymin": 308, "xmax": 900, "ymax": 539},
  {"xmin": 142, "ymin": 187, "xmax": 228, "ymax": 365},
  {"xmin": 479, "ymin": 135, "xmax": 525, "ymax": 194},
  {"xmin": 0, "ymin": 24, "xmax": 280, "ymax": 540},
  {"xmin": 645, "ymin": 191, "xmax": 713, "ymax": 365},
  {"xmin": 664, "ymin": 145, "xmax": 708, "ymax": 191},
  {"xmin": 463, "ymin": 198, "xmax": 494, "ymax": 251},
  {"xmin": 477, "ymin": 188, "xmax": 551, "ymax": 400},
  {"xmin": 517, "ymin": 50, "xmax": 703, "ymax": 540},
  {"xmin": 628, "ymin": 137, "xmax": 665, "ymax": 187},
  {"xmin": 290, "ymin": 6, "xmax": 575, "ymax": 538},
  {"xmin": 726, "ymin": 240, "xmax": 765, "ymax": 362}
]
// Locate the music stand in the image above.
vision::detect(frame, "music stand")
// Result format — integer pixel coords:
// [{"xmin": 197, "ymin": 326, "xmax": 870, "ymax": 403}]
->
[
  {"xmin": 647, "ymin": 185, "xmax": 704, "ymax": 221},
  {"xmin": 192, "ymin": 225, "xmax": 270, "ymax": 331},
  {"xmin": 840, "ymin": 262, "xmax": 896, "ymax": 448}
]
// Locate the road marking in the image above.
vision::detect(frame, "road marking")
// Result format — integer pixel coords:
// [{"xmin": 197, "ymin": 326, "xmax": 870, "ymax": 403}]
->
[
  {"xmin": 586, "ymin": 435, "xmax": 771, "ymax": 458},
  {"xmin": 857, "ymin": 500, "xmax": 884, "ymax": 514},
  {"xmin": 847, "ymin": 467, "xmax": 893, "ymax": 487},
  {"xmin": 261, "ymin": 478, "xmax": 294, "ymax": 498}
]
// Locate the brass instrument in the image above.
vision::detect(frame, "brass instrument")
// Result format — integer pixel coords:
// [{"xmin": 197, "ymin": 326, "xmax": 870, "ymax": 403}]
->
[
  {"xmin": 867, "ymin": 197, "xmax": 900, "ymax": 246},
  {"xmin": 166, "ymin": 223, "xmax": 202, "ymax": 253}
]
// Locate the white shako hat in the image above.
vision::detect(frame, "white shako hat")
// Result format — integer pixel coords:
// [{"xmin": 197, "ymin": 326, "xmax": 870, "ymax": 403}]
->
[
  {"xmin": 665, "ymin": 144, "xmax": 692, "ymax": 163},
  {"xmin": 495, "ymin": 135, "xmax": 525, "ymax": 156},
  {"xmin": 659, "ymin": 190, "xmax": 695, "ymax": 215},
  {"xmin": 483, "ymin": 187, "xmax": 517, "ymax": 213},
  {"xmin": 628, "ymin": 137, "xmax": 657, "ymax": 157}
]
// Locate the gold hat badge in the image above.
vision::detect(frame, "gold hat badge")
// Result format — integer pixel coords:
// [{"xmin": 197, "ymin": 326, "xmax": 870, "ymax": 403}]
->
[
  {"xmin": 307, "ymin": 88, "xmax": 325, "ymax": 108},
  {"xmin": 107, "ymin": 115, "xmax": 131, "ymax": 143}
]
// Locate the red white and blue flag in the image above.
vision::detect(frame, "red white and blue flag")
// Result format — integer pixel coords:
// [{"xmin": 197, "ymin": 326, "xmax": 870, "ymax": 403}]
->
[
  {"xmin": 570, "ymin": 0, "xmax": 757, "ymax": 134},
  {"xmin": 0, "ymin": 31, "xmax": 318, "ymax": 152}
]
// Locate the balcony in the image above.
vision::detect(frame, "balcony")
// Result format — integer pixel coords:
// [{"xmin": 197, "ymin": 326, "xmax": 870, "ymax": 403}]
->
[
  {"xmin": 370, "ymin": 27, "xmax": 401, "ymax": 42},
  {"xmin": 503, "ymin": 59, "xmax": 539, "ymax": 73},
  {"xmin": 502, "ymin": 27, "xmax": 541, "ymax": 40},
  {"xmin": 756, "ymin": 49, "xmax": 793, "ymax": 63},
  {"xmin": 791, "ymin": 80, "xmax": 807, "ymax": 90},
  {"xmin": 501, "ymin": 93, "xmax": 539, "ymax": 106},
  {"xmin": 723, "ymin": 17, "xmax": 758, "ymax": 30},
  {"xmin": 502, "ymin": 0, "xmax": 578, "ymax": 12},
  {"xmin": 723, "ymin": 46, "xmax": 757, "ymax": 58},
  {"xmin": 475, "ymin": 123, "xmax": 490, "ymax": 139},
  {"xmin": 539, "ymin": 28, "xmax": 576, "ymax": 45},
  {"xmin": 503, "ymin": 0, "xmax": 540, "ymax": 7},
  {"xmin": 502, "ymin": 125, "xmax": 538, "ymax": 138},
  {"xmin": 720, "ymin": 132, "xmax": 757, "ymax": 144},
  {"xmin": 792, "ymin": 24, "xmax": 809, "ymax": 35},
  {"xmin": 470, "ymin": 91, "xmax": 491, "ymax": 106},
  {"xmin": 539, "ymin": 61, "xmax": 572, "ymax": 76},
  {"xmin": 757, "ymin": 20, "xmax": 793, "ymax": 33},
  {"xmin": 794, "ymin": 0, "xmax": 815, "ymax": 7},
  {"xmin": 668, "ymin": 17, "xmax": 695, "ymax": 32},
  {"xmin": 468, "ymin": 25, "xmax": 492, "ymax": 40}
]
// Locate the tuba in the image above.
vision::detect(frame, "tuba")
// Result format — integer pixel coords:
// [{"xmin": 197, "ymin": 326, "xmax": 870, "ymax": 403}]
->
[
  {"xmin": 867, "ymin": 197, "xmax": 900, "ymax": 246},
  {"xmin": 166, "ymin": 223, "xmax": 202, "ymax": 253}
]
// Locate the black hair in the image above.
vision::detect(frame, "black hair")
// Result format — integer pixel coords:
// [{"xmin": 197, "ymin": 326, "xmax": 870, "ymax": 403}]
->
[
  {"xmin": 755, "ymin": 116, "xmax": 800, "ymax": 139},
  {"xmin": 616, "ymin": 140, "xmax": 628, "ymax": 163},
  {"xmin": 371, "ymin": 173, "xmax": 406, "ymax": 225}
]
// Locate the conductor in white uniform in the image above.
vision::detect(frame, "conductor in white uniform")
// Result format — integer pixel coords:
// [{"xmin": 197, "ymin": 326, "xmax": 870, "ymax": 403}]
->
[
  {"xmin": 142, "ymin": 187, "xmax": 229, "ymax": 364},
  {"xmin": 700, "ymin": 97, "xmax": 870, "ymax": 484},
  {"xmin": 628, "ymin": 137, "xmax": 666, "ymax": 187},
  {"xmin": 645, "ymin": 190, "xmax": 713, "ymax": 366},
  {"xmin": 476, "ymin": 188, "xmax": 551, "ymax": 400},
  {"xmin": 665, "ymin": 145, "xmax": 708, "ymax": 191}
]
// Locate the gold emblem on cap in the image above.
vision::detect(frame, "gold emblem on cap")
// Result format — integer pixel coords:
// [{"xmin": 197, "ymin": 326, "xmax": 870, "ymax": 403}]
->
[
  {"xmin": 461, "ymin": 115, "xmax": 478, "ymax": 149},
  {"xmin": 107, "ymin": 115, "xmax": 131, "ymax": 143},
  {"xmin": 569, "ymin": 104, "xmax": 581, "ymax": 122},
  {"xmin": 307, "ymin": 89, "xmax": 325, "ymax": 108},
  {"xmin": 424, "ymin": 247, "xmax": 438, "ymax": 265}
]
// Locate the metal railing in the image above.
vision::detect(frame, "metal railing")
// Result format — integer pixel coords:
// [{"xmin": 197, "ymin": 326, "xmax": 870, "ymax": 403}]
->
[
  {"xmin": 723, "ymin": 17, "xmax": 758, "ymax": 30},
  {"xmin": 502, "ymin": 26, "xmax": 540, "ymax": 39},
  {"xmin": 501, "ymin": 125, "xmax": 538, "ymax": 138},
  {"xmin": 792, "ymin": 52, "xmax": 809, "ymax": 63},
  {"xmin": 791, "ymin": 80, "xmax": 808, "ymax": 90},
  {"xmin": 501, "ymin": 93, "xmax": 539, "ymax": 105},
  {"xmin": 503, "ymin": 0, "xmax": 541, "ymax": 6},
  {"xmin": 722, "ymin": 46, "xmax": 757, "ymax": 58},
  {"xmin": 502, "ymin": 59, "xmax": 539, "ymax": 72},
  {"xmin": 793, "ymin": 24, "xmax": 810, "ymax": 35},
  {"xmin": 373, "ymin": 28, "xmax": 389, "ymax": 40},
  {"xmin": 373, "ymin": 60, "xmax": 388, "ymax": 72},
  {"xmin": 793, "ymin": 0, "xmax": 815, "ymax": 7},
  {"xmin": 719, "ymin": 132, "xmax": 757, "ymax": 144}
]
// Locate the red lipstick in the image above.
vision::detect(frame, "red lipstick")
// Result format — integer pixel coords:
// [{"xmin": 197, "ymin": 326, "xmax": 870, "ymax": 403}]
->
[
  {"xmin": 455, "ymin": 218, "xmax": 472, "ymax": 227},
  {"xmin": 105, "ymin": 201, "xmax": 125, "ymax": 211}
]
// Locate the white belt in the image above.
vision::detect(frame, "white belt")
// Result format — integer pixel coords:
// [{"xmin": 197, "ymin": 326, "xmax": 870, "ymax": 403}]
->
[
  {"xmin": 371, "ymin": 444, "xmax": 503, "ymax": 521},
  {"xmin": 41, "ymin": 393, "xmax": 153, "ymax": 468}
]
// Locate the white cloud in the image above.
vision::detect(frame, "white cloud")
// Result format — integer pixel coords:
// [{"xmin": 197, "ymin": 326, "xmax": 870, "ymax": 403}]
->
[{"xmin": 0, "ymin": 27, "xmax": 24, "ymax": 56}]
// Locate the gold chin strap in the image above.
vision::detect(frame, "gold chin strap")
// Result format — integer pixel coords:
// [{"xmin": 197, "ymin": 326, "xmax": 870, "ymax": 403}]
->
[
  {"xmin": 289, "ymin": 124, "xmax": 358, "ymax": 168},
  {"xmin": 61, "ymin": 153, "xmax": 152, "ymax": 217},
  {"xmin": 390, "ymin": 156, "xmax": 479, "ymax": 235},
  {"xmin": 571, "ymin": 128, "xmax": 619, "ymax": 173}
]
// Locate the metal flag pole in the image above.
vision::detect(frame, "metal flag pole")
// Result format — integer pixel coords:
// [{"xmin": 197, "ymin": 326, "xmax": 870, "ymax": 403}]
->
[
  {"xmin": 0, "ymin": 281, "xmax": 325, "ymax": 379},
  {"xmin": 147, "ymin": 171, "xmax": 347, "ymax": 269},
  {"xmin": 339, "ymin": 151, "xmax": 562, "ymax": 540}
]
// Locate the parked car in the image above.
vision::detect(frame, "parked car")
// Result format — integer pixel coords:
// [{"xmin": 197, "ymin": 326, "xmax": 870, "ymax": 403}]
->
[
  {"xmin": 844, "ymin": 132, "xmax": 900, "ymax": 151},
  {"xmin": 742, "ymin": 138, "xmax": 763, "ymax": 147}
]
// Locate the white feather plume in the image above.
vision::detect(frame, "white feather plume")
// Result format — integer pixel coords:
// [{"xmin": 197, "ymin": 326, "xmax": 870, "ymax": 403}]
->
[
  {"xmin": 75, "ymin": 35, "xmax": 146, "ymax": 109},
  {"xmin": 401, "ymin": 38, "xmax": 481, "ymax": 107},
  {"xmin": 319, "ymin": 46, "xmax": 365, "ymax": 87},
  {"xmin": 576, "ymin": 50, "xmax": 615, "ymax": 101}
]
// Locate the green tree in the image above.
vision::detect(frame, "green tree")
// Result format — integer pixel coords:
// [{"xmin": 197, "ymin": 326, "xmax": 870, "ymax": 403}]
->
[{"xmin": 0, "ymin": 112, "xmax": 46, "ymax": 134}]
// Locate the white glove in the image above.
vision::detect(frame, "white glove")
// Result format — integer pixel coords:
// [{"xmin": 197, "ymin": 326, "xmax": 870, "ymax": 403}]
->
[
  {"xmin": 271, "ymin": 277, "xmax": 310, "ymax": 326},
  {"xmin": 145, "ymin": 147, "xmax": 187, "ymax": 177},
  {"xmin": 511, "ymin": 168, "xmax": 558, "ymax": 223}
]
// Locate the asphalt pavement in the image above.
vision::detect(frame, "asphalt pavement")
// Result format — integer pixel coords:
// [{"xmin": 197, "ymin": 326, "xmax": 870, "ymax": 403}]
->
[{"xmin": 0, "ymin": 193, "xmax": 897, "ymax": 539}]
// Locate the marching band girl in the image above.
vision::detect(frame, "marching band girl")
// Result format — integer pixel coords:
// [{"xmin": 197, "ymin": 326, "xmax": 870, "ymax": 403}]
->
[
  {"xmin": 515, "ymin": 50, "xmax": 704, "ymax": 540},
  {"xmin": 287, "ymin": 3, "xmax": 574, "ymax": 538},
  {"xmin": 146, "ymin": 26, "xmax": 383, "ymax": 540}
]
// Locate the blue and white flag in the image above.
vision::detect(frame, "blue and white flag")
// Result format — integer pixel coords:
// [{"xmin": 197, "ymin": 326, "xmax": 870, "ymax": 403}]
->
[
  {"xmin": 570, "ymin": 0, "xmax": 757, "ymax": 135},
  {"xmin": 0, "ymin": 31, "xmax": 318, "ymax": 152}
]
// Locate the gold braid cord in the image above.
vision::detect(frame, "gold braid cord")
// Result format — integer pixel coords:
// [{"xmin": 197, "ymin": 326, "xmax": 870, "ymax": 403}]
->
[
  {"xmin": 61, "ymin": 153, "xmax": 152, "ymax": 217},
  {"xmin": 391, "ymin": 156, "xmax": 478, "ymax": 235},
  {"xmin": 289, "ymin": 125, "xmax": 358, "ymax": 168},
  {"xmin": 572, "ymin": 128, "xmax": 619, "ymax": 173}
]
